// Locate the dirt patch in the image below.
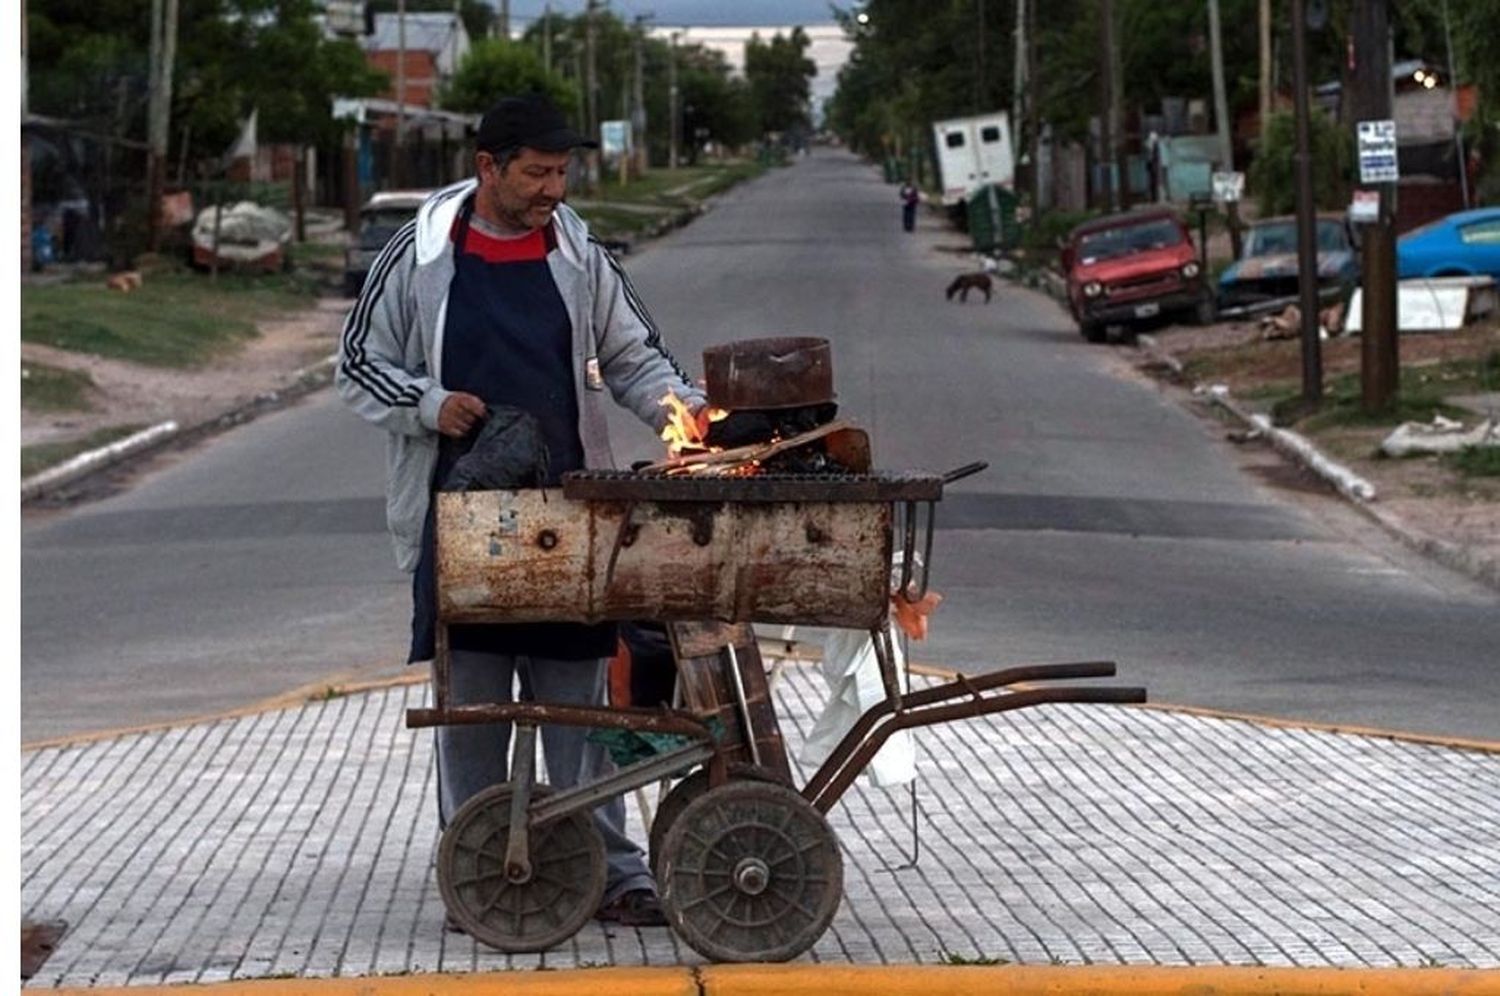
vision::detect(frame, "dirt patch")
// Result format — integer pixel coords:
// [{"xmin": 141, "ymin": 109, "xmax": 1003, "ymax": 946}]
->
[
  {"xmin": 21, "ymin": 296, "xmax": 348, "ymax": 449},
  {"xmin": 1141, "ymin": 316, "xmax": 1500, "ymax": 586}
]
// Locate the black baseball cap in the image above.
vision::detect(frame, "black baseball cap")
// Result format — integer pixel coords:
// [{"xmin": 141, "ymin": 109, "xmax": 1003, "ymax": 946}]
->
[{"xmin": 476, "ymin": 93, "xmax": 597, "ymax": 153}]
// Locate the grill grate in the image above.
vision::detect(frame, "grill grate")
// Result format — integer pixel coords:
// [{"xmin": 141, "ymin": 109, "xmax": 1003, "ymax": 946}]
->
[{"xmin": 561, "ymin": 470, "xmax": 945, "ymax": 503}]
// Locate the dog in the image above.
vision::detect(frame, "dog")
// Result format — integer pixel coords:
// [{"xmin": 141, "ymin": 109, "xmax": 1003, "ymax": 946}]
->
[
  {"xmin": 106, "ymin": 271, "xmax": 144, "ymax": 292},
  {"xmin": 945, "ymin": 272, "xmax": 992, "ymax": 303}
]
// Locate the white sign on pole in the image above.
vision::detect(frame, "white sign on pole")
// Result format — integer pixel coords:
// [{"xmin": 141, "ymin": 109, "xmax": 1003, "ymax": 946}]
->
[
  {"xmin": 1348, "ymin": 189, "xmax": 1380, "ymax": 224},
  {"xmin": 1356, "ymin": 119, "xmax": 1399, "ymax": 184},
  {"xmin": 1211, "ymin": 171, "xmax": 1245, "ymax": 203}
]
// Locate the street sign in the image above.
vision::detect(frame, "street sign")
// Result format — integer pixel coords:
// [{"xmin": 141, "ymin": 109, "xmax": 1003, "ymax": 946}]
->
[
  {"xmin": 600, "ymin": 120, "xmax": 631, "ymax": 157},
  {"xmin": 1356, "ymin": 119, "xmax": 1399, "ymax": 184},
  {"xmin": 1211, "ymin": 171, "xmax": 1245, "ymax": 203},
  {"xmin": 1348, "ymin": 189, "xmax": 1380, "ymax": 224}
]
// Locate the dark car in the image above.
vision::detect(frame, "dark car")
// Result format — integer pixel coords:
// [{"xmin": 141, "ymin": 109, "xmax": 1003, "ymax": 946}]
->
[
  {"xmin": 343, "ymin": 190, "xmax": 431, "ymax": 297},
  {"xmin": 1062, "ymin": 210, "xmax": 1212, "ymax": 343},
  {"xmin": 1216, "ymin": 215, "xmax": 1358, "ymax": 319}
]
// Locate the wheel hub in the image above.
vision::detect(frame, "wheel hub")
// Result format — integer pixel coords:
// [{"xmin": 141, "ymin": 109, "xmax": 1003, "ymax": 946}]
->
[{"xmin": 733, "ymin": 857, "xmax": 771, "ymax": 895}]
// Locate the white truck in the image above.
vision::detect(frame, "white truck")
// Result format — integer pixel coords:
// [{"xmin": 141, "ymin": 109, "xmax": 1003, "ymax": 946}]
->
[{"xmin": 931, "ymin": 111, "xmax": 1016, "ymax": 206}]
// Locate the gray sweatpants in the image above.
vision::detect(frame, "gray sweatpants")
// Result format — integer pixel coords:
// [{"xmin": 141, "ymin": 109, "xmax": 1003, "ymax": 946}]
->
[{"xmin": 433, "ymin": 649, "xmax": 655, "ymax": 904}]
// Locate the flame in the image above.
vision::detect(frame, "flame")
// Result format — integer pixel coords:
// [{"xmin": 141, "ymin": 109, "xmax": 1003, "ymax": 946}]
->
[{"xmin": 659, "ymin": 390, "xmax": 728, "ymax": 458}]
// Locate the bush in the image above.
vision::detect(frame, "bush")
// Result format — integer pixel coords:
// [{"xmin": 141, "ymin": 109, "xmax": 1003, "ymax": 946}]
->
[{"xmin": 1249, "ymin": 109, "xmax": 1353, "ymax": 217}]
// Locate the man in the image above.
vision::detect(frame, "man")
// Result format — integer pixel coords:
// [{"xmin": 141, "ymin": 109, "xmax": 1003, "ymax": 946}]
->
[
  {"xmin": 899, "ymin": 181, "xmax": 920, "ymax": 233},
  {"xmin": 337, "ymin": 92, "xmax": 705, "ymax": 928}
]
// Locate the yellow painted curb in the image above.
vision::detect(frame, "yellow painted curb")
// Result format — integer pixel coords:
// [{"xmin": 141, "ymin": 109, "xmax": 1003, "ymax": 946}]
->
[
  {"xmin": 42, "ymin": 965, "xmax": 1500, "ymax": 996},
  {"xmin": 701, "ymin": 964, "xmax": 1500, "ymax": 995},
  {"xmin": 48, "ymin": 967, "xmax": 699, "ymax": 996}
]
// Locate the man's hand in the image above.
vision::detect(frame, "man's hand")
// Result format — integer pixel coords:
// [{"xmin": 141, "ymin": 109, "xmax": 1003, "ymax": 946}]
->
[{"xmin": 438, "ymin": 392, "xmax": 487, "ymax": 438}]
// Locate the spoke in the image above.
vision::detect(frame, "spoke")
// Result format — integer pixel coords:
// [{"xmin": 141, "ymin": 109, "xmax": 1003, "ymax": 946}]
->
[
  {"xmin": 679, "ymin": 881, "xmax": 735, "ymax": 913},
  {"xmin": 512, "ymin": 883, "xmax": 526, "ymax": 935},
  {"xmin": 541, "ymin": 846, "xmax": 596, "ymax": 865},
  {"xmin": 534, "ymin": 872, "xmax": 587, "ymax": 896}
]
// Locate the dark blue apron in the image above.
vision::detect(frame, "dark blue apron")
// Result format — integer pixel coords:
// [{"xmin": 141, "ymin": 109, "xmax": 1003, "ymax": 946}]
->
[{"xmin": 408, "ymin": 202, "xmax": 616, "ymax": 663}]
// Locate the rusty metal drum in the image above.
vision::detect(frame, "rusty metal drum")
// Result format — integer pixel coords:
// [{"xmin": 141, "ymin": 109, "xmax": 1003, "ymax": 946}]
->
[{"xmin": 434, "ymin": 490, "xmax": 895, "ymax": 629}]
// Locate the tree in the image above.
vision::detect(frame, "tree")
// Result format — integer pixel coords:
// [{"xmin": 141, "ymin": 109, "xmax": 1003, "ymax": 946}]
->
[
  {"xmin": 744, "ymin": 27, "xmax": 816, "ymax": 138},
  {"xmin": 439, "ymin": 38, "xmax": 576, "ymax": 118},
  {"xmin": 1249, "ymin": 108, "xmax": 1352, "ymax": 214}
]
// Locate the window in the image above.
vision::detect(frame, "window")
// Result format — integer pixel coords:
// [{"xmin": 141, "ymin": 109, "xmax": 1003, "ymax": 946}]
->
[
  {"xmin": 945, "ymin": 132, "xmax": 966, "ymax": 149},
  {"xmin": 1459, "ymin": 219, "xmax": 1500, "ymax": 245},
  {"xmin": 980, "ymin": 126, "xmax": 1001, "ymax": 143}
]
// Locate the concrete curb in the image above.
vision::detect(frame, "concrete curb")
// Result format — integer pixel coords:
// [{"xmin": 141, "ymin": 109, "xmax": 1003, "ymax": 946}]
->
[
  {"xmin": 43, "ymin": 964, "xmax": 1500, "ymax": 996},
  {"xmin": 20, "ymin": 353, "xmax": 338, "ymax": 504},
  {"xmin": 1135, "ymin": 333, "xmax": 1500, "ymax": 593}
]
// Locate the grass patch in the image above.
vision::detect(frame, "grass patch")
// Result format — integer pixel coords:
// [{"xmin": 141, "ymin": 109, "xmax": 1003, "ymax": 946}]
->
[
  {"xmin": 22, "ymin": 424, "xmax": 148, "ymax": 478},
  {"xmin": 22, "ymin": 268, "xmax": 318, "ymax": 367},
  {"xmin": 589, "ymin": 161, "xmax": 765, "ymax": 207},
  {"xmin": 21, "ymin": 363, "xmax": 96, "ymax": 412},
  {"xmin": 1269, "ymin": 357, "xmax": 1498, "ymax": 433},
  {"xmin": 938, "ymin": 951, "xmax": 1010, "ymax": 966},
  {"xmin": 1446, "ymin": 445, "xmax": 1500, "ymax": 477}
]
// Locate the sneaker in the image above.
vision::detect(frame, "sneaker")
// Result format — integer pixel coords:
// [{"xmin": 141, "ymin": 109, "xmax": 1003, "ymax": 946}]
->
[{"xmin": 595, "ymin": 889, "xmax": 668, "ymax": 927}]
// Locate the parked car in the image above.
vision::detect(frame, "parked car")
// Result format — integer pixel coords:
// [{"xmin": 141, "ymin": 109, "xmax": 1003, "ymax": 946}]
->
[
  {"xmin": 1061, "ymin": 209, "xmax": 1211, "ymax": 343},
  {"xmin": 1215, "ymin": 215, "xmax": 1358, "ymax": 319},
  {"xmin": 1397, "ymin": 207, "xmax": 1500, "ymax": 280},
  {"xmin": 344, "ymin": 190, "xmax": 431, "ymax": 296}
]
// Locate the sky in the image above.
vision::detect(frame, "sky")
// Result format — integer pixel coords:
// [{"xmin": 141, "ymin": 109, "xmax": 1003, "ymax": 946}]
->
[
  {"xmin": 502, "ymin": 2, "xmax": 855, "ymax": 115},
  {"xmin": 503, "ymin": 1, "xmax": 848, "ymax": 29}
]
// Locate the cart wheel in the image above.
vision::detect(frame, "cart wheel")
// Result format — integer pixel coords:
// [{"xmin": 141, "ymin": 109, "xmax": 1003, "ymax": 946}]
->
[
  {"xmin": 648, "ymin": 764, "xmax": 786, "ymax": 878},
  {"xmin": 438, "ymin": 783, "xmax": 607, "ymax": 953},
  {"xmin": 660, "ymin": 781, "xmax": 843, "ymax": 963}
]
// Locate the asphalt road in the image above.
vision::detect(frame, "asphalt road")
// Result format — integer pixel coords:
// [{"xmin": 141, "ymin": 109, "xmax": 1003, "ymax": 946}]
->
[{"xmin": 21, "ymin": 148, "xmax": 1500, "ymax": 743}]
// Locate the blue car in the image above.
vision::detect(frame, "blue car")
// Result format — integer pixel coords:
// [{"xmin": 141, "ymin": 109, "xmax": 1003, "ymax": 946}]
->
[{"xmin": 1397, "ymin": 207, "xmax": 1500, "ymax": 280}]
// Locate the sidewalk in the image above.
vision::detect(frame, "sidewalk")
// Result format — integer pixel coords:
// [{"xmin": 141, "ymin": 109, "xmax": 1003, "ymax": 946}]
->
[{"xmin": 20, "ymin": 661, "xmax": 1500, "ymax": 988}]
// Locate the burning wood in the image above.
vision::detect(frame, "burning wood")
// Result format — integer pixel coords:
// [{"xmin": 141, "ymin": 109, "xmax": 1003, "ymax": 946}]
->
[{"xmin": 658, "ymin": 390, "xmax": 727, "ymax": 459}]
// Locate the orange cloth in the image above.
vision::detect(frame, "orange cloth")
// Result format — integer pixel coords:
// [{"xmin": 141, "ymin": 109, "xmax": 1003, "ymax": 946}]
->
[{"xmin": 892, "ymin": 588, "xmax": 942, "ymax": 640}]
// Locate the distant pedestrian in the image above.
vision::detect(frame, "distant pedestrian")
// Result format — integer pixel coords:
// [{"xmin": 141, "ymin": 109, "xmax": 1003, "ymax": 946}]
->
[{"xmin": 899, "ymin": 181, "xmax": 920, "ymax": 232}]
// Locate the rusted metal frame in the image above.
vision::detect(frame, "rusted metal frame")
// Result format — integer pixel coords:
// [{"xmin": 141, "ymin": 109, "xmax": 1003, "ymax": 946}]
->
[
  {"xmin": 871, "ymin": 624, "xmax": 903, "ymax": 712},
  {"xmin": 530, "ymin": 741, "xmax": 717, "ymax": 826},
  {"xmin": 898, "ymin": 501, "xmax": 919, "ymax": 592},
  {"xmin": 505, "ymin": 724, "xmax": 538, "ymax": 880},
  {"xmin": 433, "ymin": 624, "xmax": 451, "ymax": 712},
  {"xmin": 561, "ymin": 470, "xmax": 945, "ymax": 503},
  {"xmin": 406, "ymin": 701, "xmax": 716, "ymax": 740},
  {"xmin": 724, "ymin": 643, "xmax": 763, "ymax": 768},
  {"xmin": 807, "ymin": 683, "xmax": 1147, "ymax": 814},
  {"xmin": 799, "ymin": 661, "xmax": 1121, "ymax": 802},
  {"xmin": 603, "ymin": 500, "xmax": 638, "ymax": 587}
]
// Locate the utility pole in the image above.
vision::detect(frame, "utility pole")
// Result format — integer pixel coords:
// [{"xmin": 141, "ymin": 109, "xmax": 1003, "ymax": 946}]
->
[
  {"xmin": 1349, "ymin": 0, "xmax": 1398, "ymax": 413},
  {"xmin": 1208, "ymin": 0, "xmax": 1232, "ymax": 171},
  {"xmin": 1013, "ymin": 0, "xmax": 1025, "ymax": 174},
  {"xmin": 1028, "ymin": 0, "xmax": 1042, "ymax": 221},
  {"xmin": 975, "ymin": 0, "xmax": 987, "ymax": 114},
  {"xmin": 632, "ymin": 16, "xmax": 648, "ymax": 175},
  {"xmin": 396, "ymin": 0, "xmax": 407, "ymax": 187},
  {"xmin": 669, "ymin": 31, "xmax": 680, "ymax": 170},
  {"xmin": 146, "ymin": 0, "xmax": 179, "ymax": 252},
  {"xmin": 1097, "ymin": 0, "xmax": 1116, "ymax": 210},
  {"xmin": 584, "ymin": 0, "xmax": 599, "ymax": 190},
  {"xmin": 1258, "ymin": 0, "xmax": 1272, "ymax": 139},
  {"xmin": 543, "ymin": 2, "xmax": 552, "ymax": 73},
  {"xmin": 1441, "ymin": 0, "xmax": 1469, "ymax": 209},
  {"xmin": 497, "ymin": 0, "xmax": 509, "ymax": 39},
  {"xmin": 1290, "ymin": 0, "xmax": 1322, "ymax": 403}
]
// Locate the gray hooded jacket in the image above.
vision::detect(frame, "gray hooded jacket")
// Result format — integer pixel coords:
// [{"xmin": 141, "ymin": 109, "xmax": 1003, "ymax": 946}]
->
[{"xmin": 336, "ymin": 178, "xmax": 705, "ymax": 572}]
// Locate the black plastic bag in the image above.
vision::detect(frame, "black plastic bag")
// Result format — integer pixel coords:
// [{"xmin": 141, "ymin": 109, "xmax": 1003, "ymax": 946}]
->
[{"xmin": 440, "ymin": 405, "xmax": 551, "ymax": 492}]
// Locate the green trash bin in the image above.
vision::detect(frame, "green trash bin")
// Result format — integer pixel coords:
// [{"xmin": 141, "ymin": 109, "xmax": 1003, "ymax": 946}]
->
[{"xmin": 966, "ymin": 184, "xmax": 1020, "ymax": 252}]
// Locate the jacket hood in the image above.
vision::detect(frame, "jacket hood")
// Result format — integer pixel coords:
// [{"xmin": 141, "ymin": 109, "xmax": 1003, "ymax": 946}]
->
[{"xmin": 413, "ymin": 178, "xmax": 590, "ymax": 269}]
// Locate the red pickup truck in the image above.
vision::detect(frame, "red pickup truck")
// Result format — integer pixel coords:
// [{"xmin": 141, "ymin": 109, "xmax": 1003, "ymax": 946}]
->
[{"xmin": 1061, "ymin": 210, "xmax": 1214, "ymax": 343}]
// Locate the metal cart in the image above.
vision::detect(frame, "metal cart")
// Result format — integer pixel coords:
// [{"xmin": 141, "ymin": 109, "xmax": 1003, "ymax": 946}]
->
[{"xmin": 406, "ymin": 468, "xmax": 1146, "ymax": 962}]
